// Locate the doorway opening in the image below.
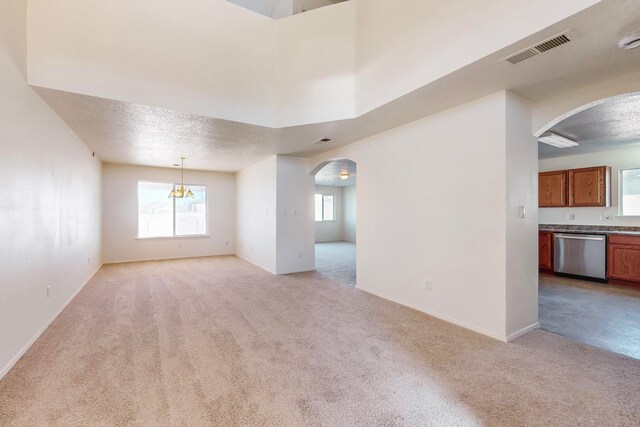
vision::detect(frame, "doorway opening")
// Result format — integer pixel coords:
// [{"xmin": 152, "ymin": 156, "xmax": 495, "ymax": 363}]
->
[
  {"xmin": 536, "ymin": 92, "xmax": 640, "ymax": 359},
  {"xmin": 312, "ymin": 159, "xmax": 356, "ymax": 286}
]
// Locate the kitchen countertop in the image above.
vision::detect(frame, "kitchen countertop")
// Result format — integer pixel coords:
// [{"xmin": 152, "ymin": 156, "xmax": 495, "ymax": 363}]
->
[{"xmin": 539, "ymin": 224, "xmax": 640, "ymax": 236}]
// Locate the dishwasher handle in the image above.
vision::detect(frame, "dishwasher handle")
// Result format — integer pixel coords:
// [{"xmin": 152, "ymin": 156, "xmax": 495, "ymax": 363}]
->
[{"xmin": 554, "ymin": 234, "xmax": 605, "ymax": 241}]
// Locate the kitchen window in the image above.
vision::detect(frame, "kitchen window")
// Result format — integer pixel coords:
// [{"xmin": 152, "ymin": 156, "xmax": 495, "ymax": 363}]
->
[
  {"xmin": 315, "ymin": 194, "xmax": 335, "ymax": 222},
  {"xmin": 138, "ymin": 181, "xmax": 207, "ymax": 238},
  {"xmin": 619, "ymin": 168, "xmax": 640, "ymax": 216}
]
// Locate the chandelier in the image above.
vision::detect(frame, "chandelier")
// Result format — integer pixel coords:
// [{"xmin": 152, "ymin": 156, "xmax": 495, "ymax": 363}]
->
[{"xmin": 168, "ymin": 157, "xmax": 194, "ymax": 198}]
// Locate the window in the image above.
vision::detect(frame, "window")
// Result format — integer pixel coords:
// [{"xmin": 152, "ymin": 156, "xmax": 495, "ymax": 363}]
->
[
  {"xmin": 138, "ymin": 182, "xmax": 207, "ymax": 238},
  {"xmin": 315, "ymin": 194, "xmax": 335, "ymax": 221},
  {"xmin": 619, "ymin": 168, "xmax": 640, "ymax": 216}
]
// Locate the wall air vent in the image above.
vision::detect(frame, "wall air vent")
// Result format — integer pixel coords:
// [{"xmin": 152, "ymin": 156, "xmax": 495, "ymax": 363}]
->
[
  {"xmin": 503, "ymin": 31, "xmax": 574, "ymax": 64},
  {"xmin": 313, "ymin": 138, "xmax": 332, "ymax": 144}
]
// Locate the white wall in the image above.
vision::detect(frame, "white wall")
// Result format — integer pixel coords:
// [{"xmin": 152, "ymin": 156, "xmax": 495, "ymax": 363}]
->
[
  {"xmin": 0, "ymin": 0, "xmax": 102, "ymax": 379},
  {"xmin": 276, "ymin": 157, "xmax": 315, "ymax": 274},
  {"xmin": 276, "ymin": 0, "xmax": 356, "ymax": 126},
  {"xmin": 27, "ymin": 0, "xmax": 356, "ymax": 128},
  {"xmin": 236, "ymin": 156, "xmax": 314, "ymax": 274},
  {"xmin": 315, "ymin": 185, "xmax": 343, "ymax": 242},
  {"xmin": 27, "ymin": 0, "xmax": 597, "ymax": 128},
  {"xmin": 309, "ymin": 94, "xmax": 507, "ymax": 335},
  {"xmin": 102, "ymin": 164, "xmax": 235, "ymax": 264},
  {"xmin": 28, "ymin": 0, "xmax": 280, "ymax": 126},
  {"xmin": 539, "ymin": 146, "xmax": 640, "ymax": 227},
  {"xmin": 354, "ymin": 0, "xmax": 600, "ymax": 114},
  {"xmin": 342, "ymin": 185, "xmax": 356, "ymax": 243},
  {"xmin": 236, "ymin": 157, "xmax": 278, "ymax": 273},
  {"xmin": 505, "ymin": 93, "xmax": 539, "ymax": 339},
  {"xmin": 310, "ymin": 91, "xmax": 538, "ymax": 341}
]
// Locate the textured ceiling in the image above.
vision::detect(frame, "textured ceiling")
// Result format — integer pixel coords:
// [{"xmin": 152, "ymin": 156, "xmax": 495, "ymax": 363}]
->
[
  {"xmin": 539, "ymin": 92, "xmax": 640, "ymax": 158},
  {"xmin": 315, "ymin": 159, "xmax": 356, "ymax": 187},
  {"xmin": 35, "ymin": 0, "xmax": 640, "ymax": 172}
]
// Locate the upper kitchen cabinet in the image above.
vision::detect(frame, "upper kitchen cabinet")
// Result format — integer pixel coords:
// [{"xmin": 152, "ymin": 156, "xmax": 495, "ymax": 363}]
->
[
  {"xmin": 539, "ymin": 170, "xmax": 568, "ymax": 207},
  {"xmin": 568, "ymin": 166, "xmax": 611, "ymax": 207}
]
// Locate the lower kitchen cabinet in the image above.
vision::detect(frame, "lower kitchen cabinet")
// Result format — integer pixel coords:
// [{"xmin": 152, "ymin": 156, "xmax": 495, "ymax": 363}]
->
[
  {"xmin": 539, "ymin": 231, "xmax": 553, "ymax": 272},
  {"xmin": 608, "ymin": 235, "xmax": 640, "ymax": 285}
]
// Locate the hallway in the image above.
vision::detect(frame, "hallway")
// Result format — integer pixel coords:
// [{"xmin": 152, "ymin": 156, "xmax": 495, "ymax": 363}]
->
[{"xmin": 314, "ymin": 242, "xmax": 356, "ymax": 286}]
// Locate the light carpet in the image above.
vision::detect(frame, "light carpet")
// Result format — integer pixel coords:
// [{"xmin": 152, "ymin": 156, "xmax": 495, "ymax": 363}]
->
[
  {"xmin": 314, "ymin": 242, "xmax": 356, "ymax": 286},
  {"xmin": 0, "ymin": 255, "xmax": 638, "ymax": 426}
]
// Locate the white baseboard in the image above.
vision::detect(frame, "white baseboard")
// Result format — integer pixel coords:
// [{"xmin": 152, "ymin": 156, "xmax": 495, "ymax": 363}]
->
[
  {"xmin": 105, "ymin": 251, "xmax": 235, "ymax": 265},
  {"xmin": 358, "ymin": 286, "xmax": 511, "ymax": 342},
  {"xmin": 0, "ymin": 264, "xmax": 103, "ymax": 381},
  {"xmin": 506, "ymin": 322, "xmax": 540, "ymax": 342},
  {"xmin": 234, "ymin": 253, "xmax": 277, "ymax": 275}
]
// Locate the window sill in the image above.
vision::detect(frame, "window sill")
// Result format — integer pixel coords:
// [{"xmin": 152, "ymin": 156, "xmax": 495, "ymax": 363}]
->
[{"xmin": 136, "ymin": 234, "xmax": 210, "ymax": 241}]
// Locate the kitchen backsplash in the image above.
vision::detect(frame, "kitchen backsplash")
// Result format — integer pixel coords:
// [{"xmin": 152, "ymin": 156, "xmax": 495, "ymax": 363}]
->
[{"xmin": 539, "ymin": 224, "xmax": 640, "ymax": 233}]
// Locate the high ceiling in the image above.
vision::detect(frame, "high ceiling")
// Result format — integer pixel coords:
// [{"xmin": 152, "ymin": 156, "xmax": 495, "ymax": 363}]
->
[
  {"xmin": 315, "ymin": 159, "xmax": 356, "ymax": 187},
  {"xmin": 539, "ymin": 92, "xmax": 640, "ymax": 158},
  {"xmin": 34, "ymin": 0, "xmax": 640, "ymax": 172},
  {"xmin": 226, "ymin": 0, "xmax": 348, "ymax": 19}
]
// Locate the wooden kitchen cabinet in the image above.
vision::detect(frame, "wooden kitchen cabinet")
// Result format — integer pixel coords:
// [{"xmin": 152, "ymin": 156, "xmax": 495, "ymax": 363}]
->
[
  {"xmin": 539, "ymin": 231, "xmax": 554, "ymax": 272},
  {"xmin": 608, "ymin": 235, "xmax": 640, "ymax": 286},
  {"xmin": 568, "ymin": 166, "xmax": 610, "ymax": 207},
  {"xmin": 539, "ymin": 171, "xmax": 567, "ymax": 207}
]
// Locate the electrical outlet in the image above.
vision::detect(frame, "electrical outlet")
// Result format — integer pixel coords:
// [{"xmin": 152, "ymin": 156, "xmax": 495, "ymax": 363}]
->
[
  {"xmin": 298, "ymin": 252, "xmax": 303, "ymax": 259},
  {"xmin": 88, "ymin": 257, "xmax": 91, "ymax": 264},
  {"xmin": 47, "ymin": 284, "xmax": 52, "ymax": 297},
  {"xmin": 600, "ymin": 214, "xmax": 612, "ymax": 221},
  {"xmin": 566, "ymin": 213, "xmax": 575, "ymax": 220},
  {"xmin": 424, "ymin": 281, "xmax": 432, "ymax": 291},
  {"xmin": 226, "ymin": 240, "xmax": 229, "ymax": 246}
]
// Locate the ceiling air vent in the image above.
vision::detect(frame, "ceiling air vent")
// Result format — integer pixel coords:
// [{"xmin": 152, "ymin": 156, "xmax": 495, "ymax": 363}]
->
[
  {"xmin": 313, "ymin": 138, "xmax": 332, "ymax": 144},
  {"xmin": 505, "ymin": 49, "xmax": 538, "ymax": 64},
  {"xmin": 503, "ymin": 31, "xmax": 574, "ymax": 64},
  {"xmin": 535, "ymin": 34, "xmax": 571, "ymax": 52}
]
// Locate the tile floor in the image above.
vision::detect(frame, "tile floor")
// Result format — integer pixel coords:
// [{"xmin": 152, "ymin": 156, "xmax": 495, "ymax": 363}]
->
[
  {"xmin": 539, "ymin": 273, "xmax": 640, "ymax": 359},
  {"xmin": 313, "ymin": 246, "xmax": 640, "ymax": 359}
]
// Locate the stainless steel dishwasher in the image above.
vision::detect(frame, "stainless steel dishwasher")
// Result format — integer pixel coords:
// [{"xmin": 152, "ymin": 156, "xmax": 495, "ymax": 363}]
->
[{"xmin": 554, "ymin": 233, "xmax": 607, "ymax": 280}]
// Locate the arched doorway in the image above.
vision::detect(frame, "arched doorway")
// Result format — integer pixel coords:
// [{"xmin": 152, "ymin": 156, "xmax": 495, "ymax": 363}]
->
[
  {"xmin": 311, "ymin": 159, "xmax": 357, "ymax": 286},
  {"xmin": 536, "ymin": 91, "xmax": 640, "ymax": 359}
]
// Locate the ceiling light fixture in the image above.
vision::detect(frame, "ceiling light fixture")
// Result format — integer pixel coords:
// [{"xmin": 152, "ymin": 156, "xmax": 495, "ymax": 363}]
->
[
  {"xmin": 340, "ymin": 171, "xmax": 350, "ymax": 180},
  {"xmin": 168, "ymin": 157, "xmax": 194, "ymax": 198},
  {"xmin": 619, "ymin": 32, "xmax": 640, "ymax": 50},
  {"xmin": 538, "ymin": 132, "xmax": 579, "ymax": 148}
]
